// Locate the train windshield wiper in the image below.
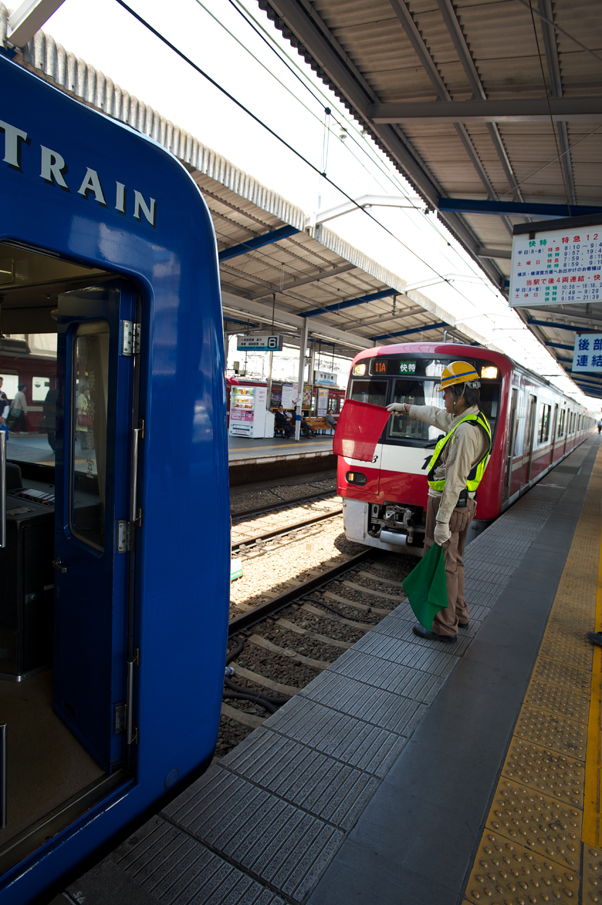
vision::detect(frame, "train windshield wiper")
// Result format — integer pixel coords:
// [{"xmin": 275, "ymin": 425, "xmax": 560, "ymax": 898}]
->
[{"xmin": 422, "ymin": 435, "xmax": 444, "ymax": 448}]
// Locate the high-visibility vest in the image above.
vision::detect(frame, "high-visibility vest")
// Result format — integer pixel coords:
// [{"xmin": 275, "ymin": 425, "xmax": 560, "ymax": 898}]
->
[{"xmin": 427, "ymin": 411, "xmax": 492, "ymax": 493}]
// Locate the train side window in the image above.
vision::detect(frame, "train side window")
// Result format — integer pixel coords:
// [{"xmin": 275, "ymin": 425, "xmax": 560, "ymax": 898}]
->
[
  {"xmin": 348, "ymin": 379, "xmax": 387, "ymax": 407},
  {"xmin": 69, "ymin": 322, "xmax": 109, "ymax": 551},
  {"xmin": 538, "ymin": 404, "xmax": 551, "ymax": 443}
]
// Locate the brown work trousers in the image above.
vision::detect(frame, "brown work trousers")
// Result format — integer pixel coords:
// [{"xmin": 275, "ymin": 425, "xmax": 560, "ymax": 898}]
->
[{"xmin": 424, "ymin": 495, "xmax": 476, "ymax": 637}]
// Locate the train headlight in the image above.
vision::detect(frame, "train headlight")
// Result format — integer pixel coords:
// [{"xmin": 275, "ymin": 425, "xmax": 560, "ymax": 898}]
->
[
  {"xmin": 346, "ymin": 471, "xmax": 367, "ymax": 485},
  {"xmin": 352, "ymin": 363, "xmax": 366, "ymax": 376},
  {"xmin": 481, "ymin": 366, "xmax": 498, "ymax": 379}
]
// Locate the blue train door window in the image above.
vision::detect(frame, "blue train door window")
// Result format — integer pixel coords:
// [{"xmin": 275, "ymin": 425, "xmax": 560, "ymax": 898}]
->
[{"xmin": 53, "ymin": 280, "xmax": 138, "ymax": 772}]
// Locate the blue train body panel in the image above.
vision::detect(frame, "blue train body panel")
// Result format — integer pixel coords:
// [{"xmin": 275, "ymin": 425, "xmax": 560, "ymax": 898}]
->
[{"xmin": 0, "ymin": 53, "xmax": 230, "ymax": 902}]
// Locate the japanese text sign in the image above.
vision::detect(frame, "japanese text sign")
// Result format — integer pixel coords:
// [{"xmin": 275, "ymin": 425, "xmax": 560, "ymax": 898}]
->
[
  {"xmin": 510, "ymin": 224, "xmax": 602, "ymax": 308},
  {"xmin": 572, "ymin": 334, "xmax": 602, "ymax": 373}
]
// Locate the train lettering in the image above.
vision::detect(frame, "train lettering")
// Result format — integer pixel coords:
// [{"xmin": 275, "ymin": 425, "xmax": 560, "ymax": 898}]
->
[{"xmin": 0, "ymin": 118, "xmax": 156, "ymax": 226}]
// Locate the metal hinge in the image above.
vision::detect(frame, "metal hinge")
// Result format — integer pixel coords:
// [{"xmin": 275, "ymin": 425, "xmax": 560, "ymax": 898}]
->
[
  {"xmin": 116, "ymin": 518, "xmax": 143, "ymax": 552},
  {"xmin": 116, "ymin": 520, "xmax": 133, "ymax": 552},
  {"xmin": 122, "ymin": 321, "xmax": 141, "ymax": 356}
]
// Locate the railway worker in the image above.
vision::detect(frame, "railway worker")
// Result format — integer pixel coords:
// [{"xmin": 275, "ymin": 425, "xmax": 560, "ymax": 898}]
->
[{"xmin": 387, "ymin": 361, "xmax": 492, "ymax": 643}]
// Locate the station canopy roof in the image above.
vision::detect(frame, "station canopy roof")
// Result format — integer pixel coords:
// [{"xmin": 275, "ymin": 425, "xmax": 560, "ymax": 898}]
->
[
  {"xmin": 254, "ymin": 0, "xmax": 602, "ymax": 390},
  {"xmin": 6, "ymin": 13, "xmax": 496, "ymax": 359}
]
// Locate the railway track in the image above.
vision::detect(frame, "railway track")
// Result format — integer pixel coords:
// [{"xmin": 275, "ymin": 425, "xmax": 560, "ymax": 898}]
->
[
  {"xmin": 231, "ymin": 488, "xmax": 337, "ymax": 521},
  {"xmin": 217, "ymin": 548, "xmax": 416, "ymax": 757},
  {"xmin": 232, "ymin": 508, "xmax": 343, "ymax": 556}
]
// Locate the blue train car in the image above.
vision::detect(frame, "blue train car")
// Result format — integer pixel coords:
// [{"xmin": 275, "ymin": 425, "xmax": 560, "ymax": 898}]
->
[{"xmin": 0, "ymin": 52, "xmax": 230, "ymax": 903}]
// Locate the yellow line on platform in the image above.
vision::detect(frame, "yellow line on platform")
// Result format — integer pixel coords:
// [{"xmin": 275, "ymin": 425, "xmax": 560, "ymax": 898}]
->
[
  {"xmin": 463, "ymin": 444, "xmax": 602, "ymax": 905},
  {"xmin": 583, "ymin": 478, "xmax": 602, "ymax": 847}
]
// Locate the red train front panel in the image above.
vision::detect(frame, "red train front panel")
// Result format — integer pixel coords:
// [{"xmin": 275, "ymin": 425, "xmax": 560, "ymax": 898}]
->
[{"xmin": 337, "ymin": 342, "xmax": 592, "ymax": 555}]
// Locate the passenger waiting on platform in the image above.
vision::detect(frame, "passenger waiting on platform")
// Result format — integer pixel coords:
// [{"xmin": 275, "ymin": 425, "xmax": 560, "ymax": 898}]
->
[
  {"xmin": 388, "ymin": 360, "xmax": 492, "ymax": 643},
  {"xmin": 274, "ymin": 405, "xmax": 294, "ymax": 437},
  {"xmin": 325, "ymin": 412, "xmax": 337, "ymax": 430},
  {"xmin": 7, "ymin": 383, "xmax": 28, "ymax": 433},
  {"xmin": 597, "ymin": 418, "xmax": 602, "ymax": 434},
  {"xmin": 300, "ymin": 413, "xmax": 316, "ymax": 438}
]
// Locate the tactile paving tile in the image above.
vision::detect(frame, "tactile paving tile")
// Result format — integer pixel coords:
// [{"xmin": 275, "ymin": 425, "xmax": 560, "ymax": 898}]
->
[
  {"xmin": 325, "ymin": 650, "xmax": 446, "ymax": 703},
  {"xmin": 164, "ymin": 771, "xmax": 344, "ymax": 903},
  {"xmin": 514, "ymin": 704, "xmax": 588, "ymax": 761},
  {"xmin": 217, "ymin": 732, "xmax": 379, "ymax": 829},
  {"xmin": 464, "ymin": 831, "xmax": 579, "ymax": 904},
  {"xmin": 485, "ymin": 778, "xmax": 582, "ymax": 869},
  {"xmin": 502, "ymin": 738, "xmax": 585, "ymax": 808},
  {"xmin": 299, "ymin": 674, "xmax": 426, "ymax": 736},
  {"xmin": 262, "ymin": 696, "xmax": 408, "ymax": 776},
  {"xmin": 111, "ymin": 817, "xmax": 287, "ymax": 905},
  {"xmin": 531, "ymin": 656, "xmax": 592, "ymax": 694},
  {"xmin": 537, "ymin": 636, "xmax": 594, "ymax": 671},
  {"xmin": 524, "ymin": 679, "xmax": 591, "ymax": 724},
  {"xmin": 583, "ymin": 845, "xmax": 602, "ymax": 904}
]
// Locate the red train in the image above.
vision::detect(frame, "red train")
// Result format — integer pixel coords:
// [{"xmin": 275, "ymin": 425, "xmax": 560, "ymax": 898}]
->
[
  {"xmin": 0, "ymin": 345, "xmax": 56, "ymax": 432},
  {"xmin": 338, "ymin": 343, "xmax": 594, "ymax": 553}
]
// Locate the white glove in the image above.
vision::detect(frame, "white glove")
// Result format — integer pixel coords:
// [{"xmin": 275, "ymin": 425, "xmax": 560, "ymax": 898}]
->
[
  {"xmin": 433, "ymin": 521, "xmax": 451, "ymax": 546},
  {"xmin": 387, "ymin": 403, "xmax": 408, "ymax": 413}
]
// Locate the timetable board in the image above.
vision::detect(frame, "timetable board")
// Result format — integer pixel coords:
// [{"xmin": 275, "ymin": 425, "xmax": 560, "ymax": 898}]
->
[{"xmin": 509, "ymin": 223, "xmax": 602, "ymax": 307}]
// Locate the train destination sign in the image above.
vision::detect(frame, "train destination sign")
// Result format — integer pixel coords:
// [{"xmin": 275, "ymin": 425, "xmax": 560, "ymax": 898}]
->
[
  {"xmin": 510, "ymin": 223, "xmax": 602, "ymax": 307},
  {"xmin": 370, "ymin": 358, "xmax": 417, "ymax": 376},
  {"xmin": 572, "ymin": 333, "xmax": 602, "ymax": 374},
  {"xmin": 236, "ymin": 334, "xmax": 283, "ymax": 351}
]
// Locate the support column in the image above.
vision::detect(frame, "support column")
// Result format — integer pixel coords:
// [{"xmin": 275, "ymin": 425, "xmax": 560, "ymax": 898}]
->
[{"xmin": 295, "ymin": 319, "xmax": 309, "ymax": 441}]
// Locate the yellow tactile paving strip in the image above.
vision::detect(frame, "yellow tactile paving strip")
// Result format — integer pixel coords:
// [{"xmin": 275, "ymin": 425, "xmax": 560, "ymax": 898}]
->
[{"xmin": 464, "ymin": 449, "xmax": 602, "ymax": 905}]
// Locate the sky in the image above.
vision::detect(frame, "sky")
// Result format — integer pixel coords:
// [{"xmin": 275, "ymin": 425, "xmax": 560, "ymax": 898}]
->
[{"xmin": 38, "ymin": 0, "xmax": 600, "ymax": 408}]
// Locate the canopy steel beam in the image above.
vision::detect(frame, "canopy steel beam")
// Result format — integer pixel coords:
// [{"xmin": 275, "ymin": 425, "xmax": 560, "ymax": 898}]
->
[
  {"xmin": 301, "ymin": 288, "xmax": 397, "ymax": 318},
  {"xmin": 369, "ymin": 98, "xmax": 602, "ymax": 124},
  {"xmin": 370, "ymin": 322, "xmax": 446, "ymax": 341},
  {"xmin": 538, "ymin": 0, "xmax": 576, "ymax": 207},
  {"xmin": 439, "ymin": 198, "xmax": 602, "ymax": 218},
  {"xmin": 476, "ymin": 247, "xmax": 512, "ymax": 260},
  {"xmin": 387, "ymin": 0, "xmax": 498, "ymax": 203},
  {"xmin": 249, "ymin": 262, "xmax": 355, "ymax": 299},
  {"xmin": 7, "ymin": 0, "xmax": 65, "ymax": 47},
  {"xmin": 434, "ymin": 0, "xmax": 523, "ymax": 204},
  {"xmin": 528, "ymin": 317, "xmax": 596, "ymax": 333},
  {"xmin": 545, "ymin": 341, "xmax": 576, "ymax": 350},
  {"xmin": 218, "ymin": 225, "xmax": 300, "ymax": 262}
]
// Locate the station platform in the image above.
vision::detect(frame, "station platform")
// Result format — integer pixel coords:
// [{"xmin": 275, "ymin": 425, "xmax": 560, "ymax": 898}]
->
[
  {"xmin": 228, "ymin": 434, "xmax": 333, "ymax": 463},
  {"xmin": 228, "ymin": 435, "xmax": 335, "ymax": 484},
  {"xmin": 56, "ymin": 436, "xmax": 602, "ymax": 905}
]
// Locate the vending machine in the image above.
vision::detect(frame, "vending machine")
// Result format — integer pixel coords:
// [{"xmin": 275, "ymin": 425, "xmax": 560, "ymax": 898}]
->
[{"xmin": 229, "ymin": 384, "xmax": 274, "ymax": 438}]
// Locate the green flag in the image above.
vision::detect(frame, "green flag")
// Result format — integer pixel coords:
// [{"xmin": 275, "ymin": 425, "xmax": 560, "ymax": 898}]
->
[{"xmin": 402, "ymin": 543, "xmax": 448, "ymax": 629}]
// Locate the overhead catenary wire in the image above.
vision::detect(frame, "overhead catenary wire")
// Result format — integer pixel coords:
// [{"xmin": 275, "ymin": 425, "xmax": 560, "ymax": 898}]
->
[{"xmin": 113, "ymin": 0, "xmax": 492, "ymax": 318}]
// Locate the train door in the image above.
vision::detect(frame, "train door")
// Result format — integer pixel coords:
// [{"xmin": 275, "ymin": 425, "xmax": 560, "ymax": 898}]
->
[
  {"xmin": 53, "ymin": 280, "xmax": 137, "ymax": 771},
  {"xmin": 503, "ymin": 388, "xmax": 518, "ymax": 503},
  {"xmin": 551, "ymin": 404, "xmax": 559, "ymax": 462},
  {"xmin": 523, "ymin": 394, "xmax": 537, "ymax": 486}
]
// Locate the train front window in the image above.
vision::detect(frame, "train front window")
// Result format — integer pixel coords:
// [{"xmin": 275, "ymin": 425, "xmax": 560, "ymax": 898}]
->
[
  {"xmin": 388, "ymin": 377, "xmax": 501, "ymax": 446},
  {"xmin": 389, "ymin": 379, "xmax": 442, "ymax": 442},
  {"xmin": 349, "ymin": 379, "xmax": 388, "ymax": 407}
]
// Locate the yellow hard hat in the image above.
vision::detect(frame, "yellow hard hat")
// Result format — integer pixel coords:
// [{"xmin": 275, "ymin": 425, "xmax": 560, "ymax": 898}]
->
[{"xmin": 440, "ymin": 360, "xmax": 480, "ymax": 391}]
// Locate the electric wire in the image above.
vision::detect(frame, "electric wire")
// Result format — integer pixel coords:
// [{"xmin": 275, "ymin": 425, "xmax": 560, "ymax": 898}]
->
[
  {"xmin": 514, "ymin": 0, "xmax": 602, "ymax": 64},
  {"xmin": 225, "ymin": 0, "xmax": 512, "ymax": 289},
  {"xmin": 498, "ymin": 124, "xmax": 602, "ymax": 199},
  {"xmin": 113, "ymin": 0, "xmax": 489, "ymax": 316}
]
